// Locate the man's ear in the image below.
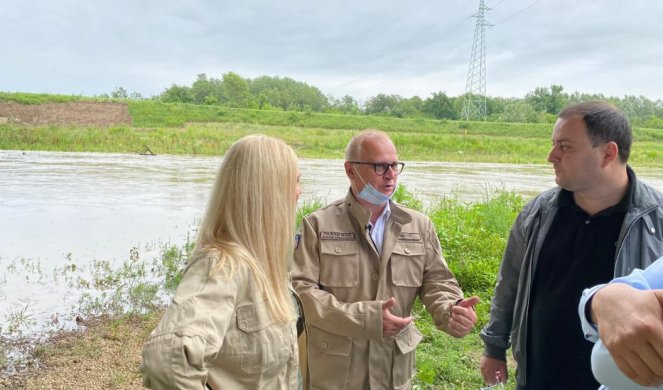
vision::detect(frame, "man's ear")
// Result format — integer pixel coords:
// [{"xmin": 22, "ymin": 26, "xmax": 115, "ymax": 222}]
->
[
  {"xmin": 601, "ymin": 141, "xmax": 619, "ymax": 166},
  {"xmin": 344, "ymin": 161, "xmax": 355, "ymax": 179}
]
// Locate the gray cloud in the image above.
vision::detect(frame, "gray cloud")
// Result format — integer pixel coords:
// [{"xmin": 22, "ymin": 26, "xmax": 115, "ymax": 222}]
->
[{"xmin": 2, "ymin": 0, "xmax": 662, "ymax": 101}]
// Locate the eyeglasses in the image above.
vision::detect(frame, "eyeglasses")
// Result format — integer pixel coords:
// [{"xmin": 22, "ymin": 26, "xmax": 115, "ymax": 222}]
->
[{"xmin": 350, "ymin": 161, "xmax": 405, "ymax": 176}]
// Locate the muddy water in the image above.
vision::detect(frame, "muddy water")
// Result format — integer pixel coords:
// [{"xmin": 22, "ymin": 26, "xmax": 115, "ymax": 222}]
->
[{"xmin": 1, "ymin": 150, "xmax": 663, "ymax": 337}]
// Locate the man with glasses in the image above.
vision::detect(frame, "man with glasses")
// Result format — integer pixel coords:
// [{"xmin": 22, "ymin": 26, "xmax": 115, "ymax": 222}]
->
[{"xmin": 292, "ymin": 129, "xmax": 479, "ymax": 389}]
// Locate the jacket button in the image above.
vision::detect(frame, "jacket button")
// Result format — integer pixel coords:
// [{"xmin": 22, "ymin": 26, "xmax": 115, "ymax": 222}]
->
[
  {"xmin": 334, "ymin": 247, "xmax": 341, "ymax": 253},
  {"xmin": 321, "ymin": 341, "xmax": 328, "ymax": 349},
  {"xmin": 652, "ymin": 227, "xmax": 657, "ymax": 234},
  {"xmin": 372, "ymin": 274, "xmax": 379, "ymax": 281},
  {"xmin": 404, "ymin": 248, "xmax": 411, "ymax": 254}
]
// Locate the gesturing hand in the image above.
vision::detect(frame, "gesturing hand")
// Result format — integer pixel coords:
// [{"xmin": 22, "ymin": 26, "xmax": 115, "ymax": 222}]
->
[
  {"xmin": 382, "ymin": 297, "xmax": 413, "ymax": 337},
  {"xmin": 447, "ymin": 296, "xmax": 480, "ymax": 338}
]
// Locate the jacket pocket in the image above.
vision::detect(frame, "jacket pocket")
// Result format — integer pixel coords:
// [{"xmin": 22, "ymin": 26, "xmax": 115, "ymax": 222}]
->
[
  {"xmin": 393, "ymin": 325, "xmax": 423, "ymax": 389},
  {"xmin": 390, "ymin": 242, "xmax": 425, "ymax": 287},
  {"xmin": 307, "ymin": 325, "xmax": 351, "ymax": 388},
  {"xmin": 237, "ymin": 302, "xmax": 292, "ymax": 374},
  {"xmin": 319, "ymin": 240, "xmax": 358, "ymax": 287}
]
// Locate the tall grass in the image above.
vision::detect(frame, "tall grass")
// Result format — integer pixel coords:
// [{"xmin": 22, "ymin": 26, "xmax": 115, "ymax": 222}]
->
[
  {"xmin": 392, "ymin": 186, "xmax": 523, "ymax": 388},
  {"xmin": 2, "ymin": 95, "xmax": 662, "ymax": 166},
  {"xmin": 126, "ymin": 100, "xmax": 553, "ymax": 137},
  {"xmin": 3, "ymin": 122, "xmax": 662, "ymax": 166},
  {"xmin": 0, "ymin": 92, "xmax": 97, "ymax": 105}
]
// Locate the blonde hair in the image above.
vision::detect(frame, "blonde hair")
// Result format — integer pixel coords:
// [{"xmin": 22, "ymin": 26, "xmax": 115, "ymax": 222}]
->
[{"xmin": 196, "ymin": 134, "xmax": 298, "ymax": 323}]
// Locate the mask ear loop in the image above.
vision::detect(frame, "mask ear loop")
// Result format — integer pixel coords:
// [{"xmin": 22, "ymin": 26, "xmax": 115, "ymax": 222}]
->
[{"xmin": 350, "ymin": 163, "xmax": 368, "ymax": 196}]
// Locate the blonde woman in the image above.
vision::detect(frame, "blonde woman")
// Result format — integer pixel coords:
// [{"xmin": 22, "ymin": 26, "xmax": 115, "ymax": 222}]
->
[{"xmin": 141, "ymin": 135, "xmax": 301, "ymax": 389}]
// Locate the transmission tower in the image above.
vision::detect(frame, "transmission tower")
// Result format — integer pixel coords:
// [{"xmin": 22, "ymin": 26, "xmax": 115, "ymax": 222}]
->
[{"xmin": 461, "ymin": 0, "xmax": 491, "ymax": 121}]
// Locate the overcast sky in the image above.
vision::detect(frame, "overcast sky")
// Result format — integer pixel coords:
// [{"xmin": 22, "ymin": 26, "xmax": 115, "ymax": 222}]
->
[{"xmin": 2, "ymin": 0, "xmax": 663, "ymax": 102}]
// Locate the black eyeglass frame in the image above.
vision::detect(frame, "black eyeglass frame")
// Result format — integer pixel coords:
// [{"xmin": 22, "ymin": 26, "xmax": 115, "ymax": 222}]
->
[{"xmin": 349, "ymin": 161, "xmax": 405, "ymax": 176}]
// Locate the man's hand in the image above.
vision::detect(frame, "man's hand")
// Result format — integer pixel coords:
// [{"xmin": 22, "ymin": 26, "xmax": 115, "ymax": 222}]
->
[
  {"xmin": 447, "ymin": 296, "xmax": 480, "ymax": 338},
  {"xmin": 480, "ymin": 355, "xmax": 508, "ymax": 385},
  {"xmin": 592, "ymin": 283, "xmax": 663, "ymax": 387},
  {"xmin": 382, "ymin": 297, "xmax": 413, "ymax": 337}
]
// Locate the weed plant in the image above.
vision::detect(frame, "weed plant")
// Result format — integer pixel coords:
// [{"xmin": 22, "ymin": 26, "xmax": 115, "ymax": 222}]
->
[{"xmin": 390, "ymin": 187, "xmax": 523, "ymax": 389}]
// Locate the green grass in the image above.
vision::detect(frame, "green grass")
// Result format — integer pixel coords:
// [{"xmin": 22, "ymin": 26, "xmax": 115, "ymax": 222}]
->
[
  {"xmin": 125, "ymin": 100, "xmax": 553, "ymax": 137},
  {"xmin": 394, "ymin": 187, "xmax": 522, "ymax": 388},
  {"xmin": 2, "ymin": 121, "xmax": 662, "ymax": 167},
  {"xmin": 0, "ymin": 91, "xmax": 119, "ymax": 105},
  {"xmin": 2, "ymin": 94, "xmax": 662, "ymax": 166}
]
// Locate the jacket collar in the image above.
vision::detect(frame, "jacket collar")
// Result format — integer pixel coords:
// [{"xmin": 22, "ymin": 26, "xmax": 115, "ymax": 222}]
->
[
  {"xmin": 552, "ymin": 165, "xmax": 658, "ymax": 210},
  {"xmin": 627, "ymin": 165, "xmax": 662, "ymax": 211},
  {"xmin": 344, "ymin": 188, "xmax": 412, "ymax": 227}
]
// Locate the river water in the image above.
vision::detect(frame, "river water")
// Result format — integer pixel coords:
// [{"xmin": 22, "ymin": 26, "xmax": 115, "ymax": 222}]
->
[{"xmin": 1, "ymin": 150, "xmax": 663, "ymax": 338}]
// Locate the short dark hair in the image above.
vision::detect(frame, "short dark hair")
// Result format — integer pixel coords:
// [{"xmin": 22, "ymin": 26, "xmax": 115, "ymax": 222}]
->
[{"xmin": 558, "ymin": 101, "xmax": 631, "ymax": 163}]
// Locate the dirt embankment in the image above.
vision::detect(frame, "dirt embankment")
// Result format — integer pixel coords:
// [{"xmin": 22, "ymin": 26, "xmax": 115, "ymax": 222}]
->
[{"xmin": 0, "ymin": 102, "xmax": 132, "ymax": 127}]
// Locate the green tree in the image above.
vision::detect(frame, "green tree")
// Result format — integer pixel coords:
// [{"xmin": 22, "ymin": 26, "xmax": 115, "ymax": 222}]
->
[
  {"xmin": 220, "ymin": 72, "xmax": 251, "ymax": 108},
  {"xmin": 329, "ymin": 95, "xmax": 360, "ymax": 115},
  {"xmin": 249, "ymin": 75, "xmax": 329, "ymax": 112},
  {"xmin": 499, "ymin": 100, "xmax": 545, "ymax": 123},
  {"xmin": 190, "ymin": 73, "xmax": 222, "ymax": 105},
  {"xmin": 111, "ymin": 87, "xmax": 128, "ymax": 99},
  {"xmin": 364, "ymin": 94, "xmax": 402, "ymax": 116},
  {"xmin": 526, "ymin": 84, "xmax": 568, "ymax": 114},
  {"xmin": 423, "ymin": 91, "xmax": 457, "ymax": 119},
  {"xmin": 160, "ymin": 84, "xmax": 193, "ymax": 103},
  {"xmin": 619, "ymin": 95, "xmax": 659, "ymax": 124}
]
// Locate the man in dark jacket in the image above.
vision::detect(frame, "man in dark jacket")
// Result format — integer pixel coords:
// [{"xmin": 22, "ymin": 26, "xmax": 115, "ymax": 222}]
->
[{"xmin": 479, "ymin": 101, "xmax": 663, "ymax": 389}]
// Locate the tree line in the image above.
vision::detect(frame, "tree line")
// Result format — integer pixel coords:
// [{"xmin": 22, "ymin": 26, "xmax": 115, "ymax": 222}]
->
[{"xmin": 108, "ymin": 72, "xmax": 663, "ymax": 128}]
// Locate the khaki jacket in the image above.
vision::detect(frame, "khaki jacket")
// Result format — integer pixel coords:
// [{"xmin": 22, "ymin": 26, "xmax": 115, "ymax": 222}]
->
[
  {"xmin": 141, "ymin": 251, "xmax": 299, "ymax": 389},
  {"xmin": 292, "ymin": 191, "xmax": 464, "ymax": 390}
]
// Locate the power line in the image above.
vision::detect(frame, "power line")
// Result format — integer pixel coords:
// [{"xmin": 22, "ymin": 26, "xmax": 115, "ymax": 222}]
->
[
  {"xmin": 331, "ymin": 2, "xmax": 475, "ymax": 89},
  {"xmin": 330, "ymin": 0, "xmax": 544, "ymax": 98},
  {"xmin": 462, "ymin": 0, "xmax": 492, "ymax": 120},
  {"xmin": 494, "ymin": 0, "xmax": 542, "ymax": 24}
]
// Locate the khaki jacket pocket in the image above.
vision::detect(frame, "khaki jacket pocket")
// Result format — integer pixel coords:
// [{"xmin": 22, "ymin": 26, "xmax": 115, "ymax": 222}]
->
[
  {"xmin": 319, "ymin": 240, "xmax": 358, "ymax": 287},
  {"xmin": 390, "ymin": 242, "xmax": 425, "ymax": 287},
  {"xmin": 237, "ymin": 303, "xmax": 291, "ymax": 374},
  {"xmin": 307, "ymin": 325, "xmax": 352, "ymax": 388},
  {"xmin": 393, "ymin": 325, "xmax": 423, "ymax": 389}
]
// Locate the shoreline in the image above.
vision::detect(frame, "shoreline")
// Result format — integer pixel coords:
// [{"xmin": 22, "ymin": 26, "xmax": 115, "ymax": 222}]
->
[{"xmin": 0, "ymin": 312, "xmax": 161, "ymax": 389}]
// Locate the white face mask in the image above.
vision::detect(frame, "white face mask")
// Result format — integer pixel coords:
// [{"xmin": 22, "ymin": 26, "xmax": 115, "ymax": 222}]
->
[{"xmin": 352, "ymin": 165, "xmax": 393, "ymax": 205}]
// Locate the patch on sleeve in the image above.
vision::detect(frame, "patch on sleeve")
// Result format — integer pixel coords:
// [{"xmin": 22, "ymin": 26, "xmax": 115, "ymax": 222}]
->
[
  {"xmin": 398, "ymin": 232, "xmax": 421, "ymax": 241},
  {"xmin": 319, "ymin": 232, "xmax": 356, "ymax": 241},
  {"xmin": 294, "ymin": 233, "xmax": 301, "ymax": 250}
]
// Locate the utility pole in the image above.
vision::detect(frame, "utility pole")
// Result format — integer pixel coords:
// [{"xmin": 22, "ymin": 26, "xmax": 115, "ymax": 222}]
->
[{"xmin": 461, "ymin": 0, "xmax": 491, "ymax": 121}]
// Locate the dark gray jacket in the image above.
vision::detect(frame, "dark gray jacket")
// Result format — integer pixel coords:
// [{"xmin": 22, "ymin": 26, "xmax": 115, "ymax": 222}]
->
[{"xmin": 480, "ymin": 167, "xmax": 663, "ymax": 386}]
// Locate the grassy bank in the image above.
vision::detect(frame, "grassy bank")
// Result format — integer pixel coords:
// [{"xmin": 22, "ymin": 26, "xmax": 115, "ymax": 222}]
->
[
  {"xmin": 2, "ymin": 98, "xmax": 662, "ymax": 166},
  {"xmin": 0, "ymin": 188, "xmax": 521, "ymax": 389},
  {"xmin": 2, "ymin": 121, "xmax": 663, "ymax": 166}
]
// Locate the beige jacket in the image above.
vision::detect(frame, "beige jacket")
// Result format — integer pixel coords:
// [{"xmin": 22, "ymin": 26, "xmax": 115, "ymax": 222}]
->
[
  {"xmin": 292, "ymin": 191, "xmax": 464, "ymax": 390},
  {"xmin": 141, "ymin": 251, "xmax": 299, "ymax": 389}
]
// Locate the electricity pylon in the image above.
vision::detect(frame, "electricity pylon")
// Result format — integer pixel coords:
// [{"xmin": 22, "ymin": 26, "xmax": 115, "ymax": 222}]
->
[{"xmin": 461, "ymin": 0, "xmax": 491, "ymax": 121}]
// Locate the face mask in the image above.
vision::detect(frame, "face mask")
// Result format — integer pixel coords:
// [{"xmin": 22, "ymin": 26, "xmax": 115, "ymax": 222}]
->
[
  {"xmin": 352, "ymin": 165, "xmax": 393, "ymax": 205},
  {"xmin": 358, "ymin": 183, "xmax": 392, "ymax": 205}
]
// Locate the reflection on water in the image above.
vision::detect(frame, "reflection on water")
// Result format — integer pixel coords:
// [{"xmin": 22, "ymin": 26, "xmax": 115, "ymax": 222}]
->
[{"xmin": 1, "ymin": 150, "xmax": 663, "ymax": 337}]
